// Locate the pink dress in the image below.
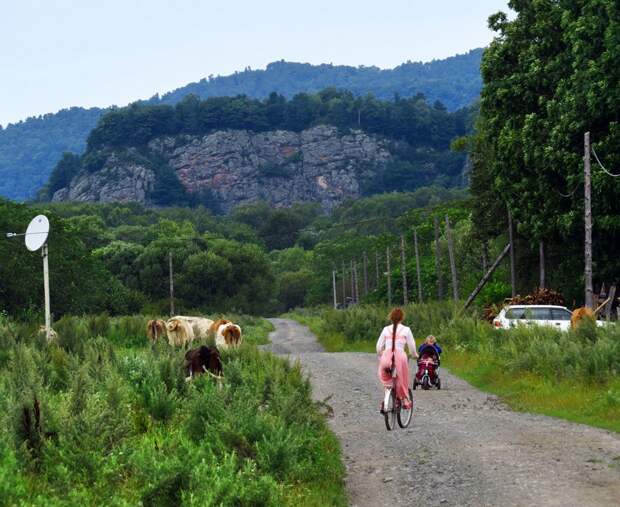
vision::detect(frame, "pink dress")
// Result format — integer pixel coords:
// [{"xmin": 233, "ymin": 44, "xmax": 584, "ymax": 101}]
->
[{"xmin": 376, "ymin": 323, "xmax": 416, "ymax": 402}]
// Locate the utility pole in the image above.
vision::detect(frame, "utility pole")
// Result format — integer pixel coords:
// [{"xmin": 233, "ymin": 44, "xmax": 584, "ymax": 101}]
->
[
  {"xmin": 414, "ymin": 228, "xmax": 423, "ymax": 303},
  {"xmin": 332, "ymin": 269, "xmax": 338, "ymax": 309},
  {"xmin": 350, "ymin": 260, "xmax": 356, "ymax": 304},
  {"xmin": 353, "ymin": 260, "xmax": 360, "ymax": 303},
  {"xmin": 584, "ymin": 131, "xmax": 593, "ymax": 308},
  {"xmin": 508, "ymin": 208, "xmax": 516, "ymax": 298},
  {"xmin": 42, "ymin": 244, "xmax": 51, "ymax": 341},
  {"xmin": 342, "ymin": 261, "xmax": 347, "ymax": 306},
  {"xmin": 400, "ymin": 235, "xmax": 408, "ymax": 305},
  {"xmin": 434, "ymin": 217, "xmax": 443, "ymax": 300},
  {"xmin": 445, "ymin": 216, "xmax": 459, "ymax": 301},
  {"xmin": 539, "ymin": 240, "xmax": 545, "ymax": 290},
  {"xmin": 386, "ymin": 246, "xmax": 392, "ymax": 306},
  {"xmin": 363, "ymin": 251, "xmax": 369, "ymax": 296},
  {"xmin": 169, "ymin": 251, "xmax": 175, "ymax": 316}
]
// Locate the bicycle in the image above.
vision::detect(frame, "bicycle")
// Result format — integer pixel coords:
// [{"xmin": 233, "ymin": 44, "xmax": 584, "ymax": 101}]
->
[{"xmin": 381, "ymin": 359, "xmax": 413, "ymax": 430}]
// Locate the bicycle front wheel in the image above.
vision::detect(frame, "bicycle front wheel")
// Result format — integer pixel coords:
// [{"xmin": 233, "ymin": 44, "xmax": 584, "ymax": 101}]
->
[
  {"xmin": 383, "ymin": 389, "xmax": 396, "ymax": 431},
  {"xmin": 397, "ymin": 388, "xmax": 413, "ymax": 428}
]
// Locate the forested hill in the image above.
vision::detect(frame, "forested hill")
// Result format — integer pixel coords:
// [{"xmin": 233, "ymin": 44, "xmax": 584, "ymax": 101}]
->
[
  {"xmin": 0, "ymin": 49, "xmax": 482, "ymax": 202},
  {"xmin": 0, "ymin": 107, "xmax": 105, "ymax": 201},
  {"xmin": 154, "ymin": 49, "xmax": 483, "ymax": 111},
  {"xmin": 45, "ymin": 90, "xmax": 472, "ymax": 211}
]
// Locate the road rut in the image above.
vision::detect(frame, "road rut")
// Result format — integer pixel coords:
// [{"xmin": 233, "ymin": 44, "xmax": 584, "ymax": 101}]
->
[{"xmin": 265, "ymin": 318, "xmax": 620, "ymax": 507}]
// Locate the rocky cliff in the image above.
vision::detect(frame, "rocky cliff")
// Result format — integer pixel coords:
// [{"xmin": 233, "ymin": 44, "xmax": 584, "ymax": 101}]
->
[{"xmin": 52, "ymin": 125, "xmax": 393, "ymax": 212}]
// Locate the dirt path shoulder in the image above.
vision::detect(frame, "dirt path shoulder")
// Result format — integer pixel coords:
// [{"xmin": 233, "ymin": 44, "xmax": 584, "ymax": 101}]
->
[{"xmin": 265, "ymin": 318, "xmax": 620, "ymax": 507}]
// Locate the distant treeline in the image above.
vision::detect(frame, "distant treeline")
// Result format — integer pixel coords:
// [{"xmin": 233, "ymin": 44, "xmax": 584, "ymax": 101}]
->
[
  {"xmin": 87, "ymin": 88, "xmax": 473, "ymax": 151},
  {"xmin": 155, "ymin": 50, "xmax": 483, "ymax": 112}
]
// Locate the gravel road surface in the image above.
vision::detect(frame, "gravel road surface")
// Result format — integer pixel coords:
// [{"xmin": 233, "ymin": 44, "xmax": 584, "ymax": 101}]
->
[{"xmin": 266, "ymin": 318, "xmax": 620, "ymax": 507}]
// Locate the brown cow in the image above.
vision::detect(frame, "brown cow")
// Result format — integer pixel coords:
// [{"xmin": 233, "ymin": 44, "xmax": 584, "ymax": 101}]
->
[
  {"xmin": 571, "ymin": 307, "xmax": 595, "ymax": 329},
  {"xmin": 146, "ymin": 319, "xmax": 166, "ymax": 343},
  {"xmin": 215, "ymin": 323, "xmax": 242, "ymax": 349},
  {"xmin": 184, "ymin": 346, "xmax": 223, "ymax": 380},
  {"xmin": 209, "ymin": 319, "xmax": 231, "ymax": 336}
]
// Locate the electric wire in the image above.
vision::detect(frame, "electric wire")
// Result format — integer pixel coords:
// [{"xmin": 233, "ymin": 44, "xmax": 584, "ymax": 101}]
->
[{"xmin": 591, "ymin": 145, "xmax": 620, "ymax": 178}]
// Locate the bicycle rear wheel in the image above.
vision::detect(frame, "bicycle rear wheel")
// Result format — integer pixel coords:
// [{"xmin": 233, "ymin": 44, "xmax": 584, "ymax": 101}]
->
[
  {"xmin": 383, "ymin": 389, "xmax": 396, "ymax": 431},
  {"xmin": 397, "ymin": 388, "xmax": 413, "ymax": 428}
]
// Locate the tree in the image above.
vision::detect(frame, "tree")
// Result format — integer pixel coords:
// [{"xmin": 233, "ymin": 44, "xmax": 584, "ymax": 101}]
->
[{"xmin": 471, "ymin": 0, "xmax": 620, "ymax": 299}]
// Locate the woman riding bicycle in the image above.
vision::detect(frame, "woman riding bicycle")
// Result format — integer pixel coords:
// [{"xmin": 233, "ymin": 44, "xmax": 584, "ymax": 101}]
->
[{"xmin": 376, "ymin": 308, "xmax": 418, "ymax": 410}]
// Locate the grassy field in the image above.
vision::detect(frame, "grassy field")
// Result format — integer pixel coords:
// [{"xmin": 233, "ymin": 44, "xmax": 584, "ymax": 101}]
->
[
  {"xmin": 286, "ymin": 304, "xmax": 620, "ymax": 433},
  {"xmin": 0, "ymin": 313, "xmax": 346, "ymax": 506}
]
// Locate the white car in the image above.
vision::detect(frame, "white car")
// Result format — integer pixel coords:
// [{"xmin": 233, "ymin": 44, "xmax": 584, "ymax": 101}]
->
[{"xmin": 493, "ymin": 304, "xmax": 611, "ymax": 331}]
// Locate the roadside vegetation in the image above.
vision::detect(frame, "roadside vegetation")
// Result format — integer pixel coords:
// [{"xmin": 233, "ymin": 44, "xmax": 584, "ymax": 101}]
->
[
  {"xmin": 0, "ymin": 313, "xmax": 346, "ymax": 506},
  {"xmin": 287, "ymin": 303, "xmax": 620, "ymax": 432}
]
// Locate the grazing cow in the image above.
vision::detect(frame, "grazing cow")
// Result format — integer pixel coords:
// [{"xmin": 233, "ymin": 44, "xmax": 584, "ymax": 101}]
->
[
  {"xmin": 172, "ymin": 316, "xmax": 214, "ymax": 341},
  {"xmin": 209, "ymin": 318, "xmax": 231, "ymax": 337},
  {"xmin": 38, "ymin": 326, "xmax": 58, "ymax": 343},
  {"xmin": 215, "ymin": 322, "xmax": 242, "ymax": 349},
  {"xmin": 166, "ymin": 318, "xmax": 195, "ymax": 346},
  {"xmin": 571, "ymin": 307, "xmax": 595, "ymax": 329},
  {"xmin": 146, "ymin": 319, "xmax": 166, "ymax": 343},
  {"xmin": 184, "ymin": 345, "xmax": 223, "ymax": 381}
]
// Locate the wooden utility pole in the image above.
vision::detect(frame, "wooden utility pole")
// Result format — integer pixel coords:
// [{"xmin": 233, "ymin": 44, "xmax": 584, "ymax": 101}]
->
[
  {"xmin": 584, "ymin": 131, "xmax": 593, "ymax": 308},
  {"xmin": 375, "ymin": 251, "xmax": 380, "ymax": 289},
  {"xmin": 363, "ymin": 251, "xmax": 369, "ymax": 296},
  {"xmin": 169, "ymin": 251, "xmax": 175, "ymax": 316},
  {"xmin": 414, "ymin": 228, "xmax": 423, "ymax": 303},
  {"xmin": 386, "ymin": 246, "xmax": 392, "ymax": 306},
  {"xmin": 539, "ymin": 240, "xmax": 545, "ymax": 289},
  {"xmin": 353, "ymin": 260, "xmax": 360, "ymax": 303},
  {"xmin": 342, "ymin": 261, "xmax": 347, "ymax": 305},
  {"xmin": 434, "ymin": 216, "xmax": 443, "ymax": 300},
  {"xmin": 508, "ymin": 208, "xmax": 516, "ymax": 297},
  {"xmin": 350, "ymin": 260, "xmax": 356, "ymax": 304},
  {"xmin": 332, "ymin": 269, "xmax": 338, "ymax": 309},
  {"xmin": 400, "ymin": 235, "xmax": 408, "ymax": 305},
  {"xmin": 445, "ymin": 216, "xmax": 459, "ymax": 301},
  {"xmin": 462, "ymin": 243, "xmax": 511, "ymax": 311}
]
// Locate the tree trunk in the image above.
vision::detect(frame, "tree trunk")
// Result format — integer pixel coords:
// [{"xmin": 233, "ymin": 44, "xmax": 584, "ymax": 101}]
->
[
  {"xmin": 508, "ymin": 207, "xmax": 516, "ymax": 298},
  {"xmin": 445, "ymin": 216, "xmax": 459, "ymax": 301}
]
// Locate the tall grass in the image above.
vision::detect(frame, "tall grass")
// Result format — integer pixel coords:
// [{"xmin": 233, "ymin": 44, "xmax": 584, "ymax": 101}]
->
[{"xmin": 0, "ymin": 314, "xmax": 344, "ymax": 506}]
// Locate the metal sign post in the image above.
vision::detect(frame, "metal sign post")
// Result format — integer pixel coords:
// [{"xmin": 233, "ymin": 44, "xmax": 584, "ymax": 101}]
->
[
  {"xmin": 7, "ymin": 215, "xmax": 51, "ymax": 340},
  {"xmin": 42, "ymin": 243, "xmax": 51, "ymax": 341}
]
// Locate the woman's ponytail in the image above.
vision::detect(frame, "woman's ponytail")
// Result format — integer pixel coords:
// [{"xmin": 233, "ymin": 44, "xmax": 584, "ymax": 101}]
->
[{"xmin": 388, "ymin": 308, "xmax": 404, "ymax": 350}]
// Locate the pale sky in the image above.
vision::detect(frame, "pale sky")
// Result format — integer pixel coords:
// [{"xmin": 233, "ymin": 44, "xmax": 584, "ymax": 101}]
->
[{"xmin": 0, "ymin": 0, "xmax": 511, "ymax": 127}]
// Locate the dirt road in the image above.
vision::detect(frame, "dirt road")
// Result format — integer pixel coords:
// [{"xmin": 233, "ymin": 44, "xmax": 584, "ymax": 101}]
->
[{"xmin": 266, "ymin": 318, "xmax": 620, "ymax": 507}]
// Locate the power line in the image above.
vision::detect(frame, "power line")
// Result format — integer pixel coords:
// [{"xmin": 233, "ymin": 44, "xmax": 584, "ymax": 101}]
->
[{"xmin": 592, "ymin": 145, "xmax": 620, "ymax": 178}]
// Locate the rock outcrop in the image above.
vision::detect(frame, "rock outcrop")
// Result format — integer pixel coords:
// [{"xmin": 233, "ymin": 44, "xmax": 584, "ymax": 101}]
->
[{"xmin": 52, "ymin": 126, "xmax": 392, "ymax": 212}]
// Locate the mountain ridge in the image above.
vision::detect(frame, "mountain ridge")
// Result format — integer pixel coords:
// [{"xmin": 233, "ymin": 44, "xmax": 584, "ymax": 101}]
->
[{"xmin": 1, "ymin": 49, "xmax": 482, "ymax": 202}]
